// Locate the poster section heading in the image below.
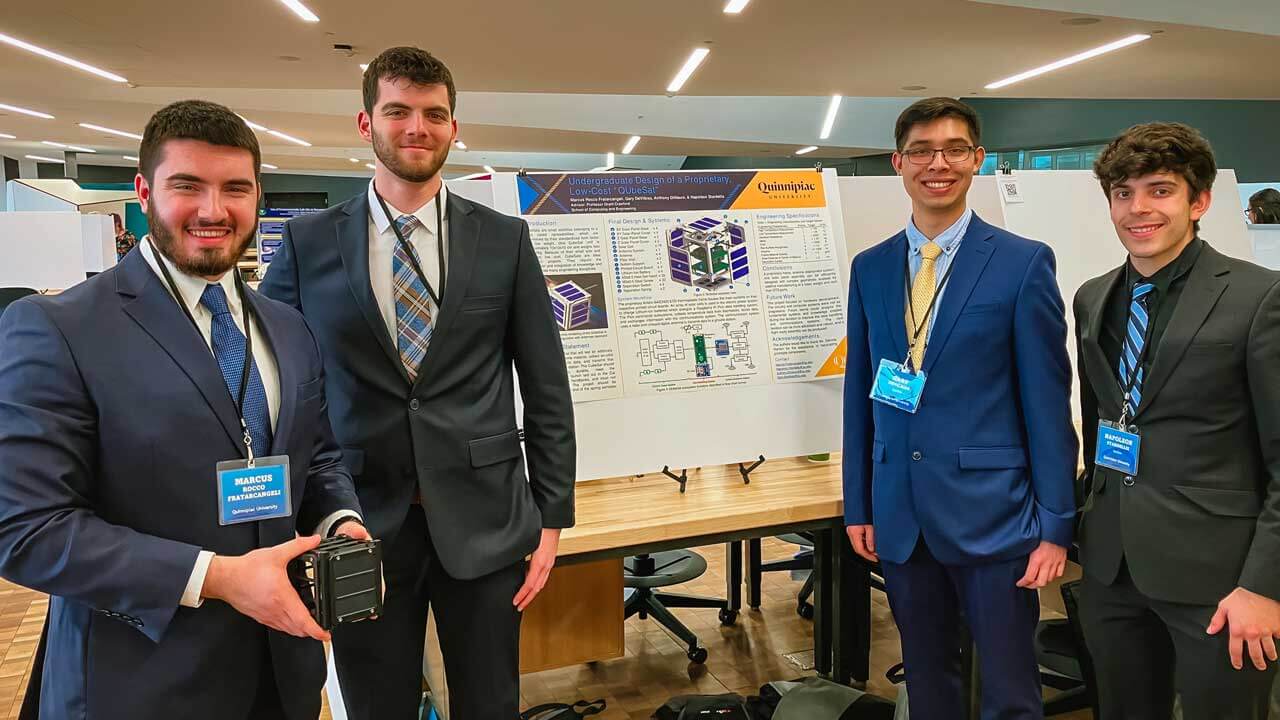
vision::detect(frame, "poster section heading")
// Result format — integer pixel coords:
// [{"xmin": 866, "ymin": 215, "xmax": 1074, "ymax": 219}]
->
[
  {"xmin": 512, "ymin": 170, "xmax": 848, "ymax": 404},
  {"xmin": 518, "ymin": 170, "xmax": 827, "ymax": 215}
]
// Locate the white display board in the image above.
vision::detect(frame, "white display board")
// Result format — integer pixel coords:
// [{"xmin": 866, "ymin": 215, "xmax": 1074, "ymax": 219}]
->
[
  {"xmin": 80, "ymin": 214, "xmax": 114, "ymax": 273},
  {"xmin": 0, "ymin": 212, "xmax": 94, "ymax": 290}
]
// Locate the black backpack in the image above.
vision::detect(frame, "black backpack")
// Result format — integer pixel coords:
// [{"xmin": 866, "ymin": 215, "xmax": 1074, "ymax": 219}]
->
[
  {"xmin": 519, "ymin": 699, "xmax": 606, "ymax": 720},
  {"xmin": 654, "ymin": 693, "xmax": 754, "ymax": 720}
]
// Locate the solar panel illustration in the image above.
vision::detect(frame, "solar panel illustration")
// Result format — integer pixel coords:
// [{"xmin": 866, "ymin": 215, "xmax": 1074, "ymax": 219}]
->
[
  {"xmin": 667, "ymin": 217, "xmax": 748, "ymax": 290},
  {"xmin": 548, "ymin": 280, "xmax": 592, "ymax": 330}
]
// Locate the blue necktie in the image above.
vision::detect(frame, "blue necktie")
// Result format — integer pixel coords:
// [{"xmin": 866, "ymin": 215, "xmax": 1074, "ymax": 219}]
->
[
  {"xmin": 1117, "ymin": 281, "xmax": 1155, "ymax": 416},
  {"xmin": 200, "ymin": 284, "xmax": 273, "ymax": 457}
]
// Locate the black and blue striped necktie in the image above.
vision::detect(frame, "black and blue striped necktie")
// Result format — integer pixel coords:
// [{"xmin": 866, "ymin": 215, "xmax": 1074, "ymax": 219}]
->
[{"xmin": 1118, "ymin": 281, "xmax": 1155, "ymax": 416}]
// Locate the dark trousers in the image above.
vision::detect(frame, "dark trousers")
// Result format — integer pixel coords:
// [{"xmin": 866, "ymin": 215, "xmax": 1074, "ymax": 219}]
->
[
  {"xmin": 880, "ymin": 539, "xmax": 1043, "ymax": 720},
  {"xmin": 1079, "ymin": 563, "xmax": 1276, "ymax": 720},
  {"xmin": 332, "ymin": 505, "xmax": 525, "ymax": 720}
]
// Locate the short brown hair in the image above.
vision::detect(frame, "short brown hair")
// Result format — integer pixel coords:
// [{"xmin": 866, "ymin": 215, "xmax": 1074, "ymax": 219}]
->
[
  {"xmin": 139, "ymin": 100, "xmax": 260, "ymax": 184},
  {"xmin": 362, "ymin": 46, "xmax": 456, "ymax": 115},
  {"xmin": 894, "ymin": 97, "xmax": 981, "ymax": 151}
]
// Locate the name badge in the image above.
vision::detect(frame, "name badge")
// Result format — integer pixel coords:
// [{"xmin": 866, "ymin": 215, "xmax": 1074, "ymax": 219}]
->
[
  {"xmin": 216, "ymin": 455, "xmax": 293, "ymax": 526},
  {"xmin": 869, "ymin": 358, "xmax": 926, "ymax": 414},
  {"xmin": 1095, "ymin": 421, "xmax": 1140, "ymax": 475}
]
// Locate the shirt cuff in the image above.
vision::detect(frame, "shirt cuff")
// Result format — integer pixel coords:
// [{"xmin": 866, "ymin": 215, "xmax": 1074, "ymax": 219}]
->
[
  {"xmin": 181, "ymin": 550, "xmax": 215, "ymax": 608},
  {"xmin": 317, "ymin": 510, "xmax": 363, "ymax": 538}
]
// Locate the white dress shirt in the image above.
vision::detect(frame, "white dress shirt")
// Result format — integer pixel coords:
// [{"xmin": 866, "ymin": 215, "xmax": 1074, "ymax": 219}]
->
[
  {"xmin": 366, "ymin": 180, "xmax": 449, "ymax": 339},
  {"xmin": 139, "ymin": 239, "xmax": 359, "ymax": 608}
]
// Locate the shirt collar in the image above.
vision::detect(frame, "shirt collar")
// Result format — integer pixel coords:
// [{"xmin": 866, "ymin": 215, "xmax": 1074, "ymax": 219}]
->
[
  {"xmin": 139, "ymin": 236, "xmax": 240, "ymax": 317},
  {"xmin": 367, "ymin": 179, "xmax": 448, "ymax": 236},
  {"xmin": 1126, "ymin": 236, "xmax": 1204, "ymax": 295},
  {"xmin": 906, "ymin": 208, "xmax": 973, "ymax": 257}
]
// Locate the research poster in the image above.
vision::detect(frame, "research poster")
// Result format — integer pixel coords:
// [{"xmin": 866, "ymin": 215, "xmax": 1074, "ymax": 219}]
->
[{"xmin": 501, "ymin": 169, "xmax": 847, "ymax": 402}]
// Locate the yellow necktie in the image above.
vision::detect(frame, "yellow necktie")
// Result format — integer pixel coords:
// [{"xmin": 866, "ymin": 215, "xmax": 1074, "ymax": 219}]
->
[{"xmin": 907, "ymin": 241, "xmax": 943, "ymax": 370}]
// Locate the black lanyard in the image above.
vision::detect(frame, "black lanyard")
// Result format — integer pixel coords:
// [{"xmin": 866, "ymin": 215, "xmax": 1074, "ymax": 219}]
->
[
  {"xmin": 902, "ymin": 248, "xmax": 958, "ymax": 371},
  {"xmin": 148, "ymin": 237, "xmax": 259, "ymax": 461},
  {"xmin": 373, "ymin": 182, "xmax": 446, "ymax": 308},
  {"xmin": 1117, "ymin": 281, "xmax": 1159, "ymax": 424}
]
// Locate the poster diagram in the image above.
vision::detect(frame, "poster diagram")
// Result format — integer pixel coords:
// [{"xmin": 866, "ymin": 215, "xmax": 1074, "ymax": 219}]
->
[
  {"xmin": 666, "ymin": 217, "xmax": 749, "ymax": 290},
  {"xmin": 632, "ymin": 320, "xmax": 760, "ymax": 390},
  {"xmin": 546, "ymin": 272, "xmax": 608, "ymax": 332}
]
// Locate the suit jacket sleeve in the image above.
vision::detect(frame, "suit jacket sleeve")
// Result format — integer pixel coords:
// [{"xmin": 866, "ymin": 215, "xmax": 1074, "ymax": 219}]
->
[
  {"xmin": 0, "ymin": 300, "xmax": 200, "ymax": 644},
  {"xmin": 842, "ymin": 258, "xmax": 874, "ymax": 526},
  {"xmin": 1240, "ymin": 278, "xmax": 1280, "ymax": 601},
  {"xmin": 509, "ymin": 219, "xmax": 576, "ymax": 528},
  {"xmin": 1012, "ymin": 245, "xmax": 1077, "ymax": 547},
  {"xmin": 1074, "ymin": 289, "xmax": 1100, "ymax": 508},
  {"xmin": 295, "ymin": 322, "xmax": 362, "ymax": 534},
  {"xmin": 258, "ymin": 221, "xmax": 302, "ymax": 311}
]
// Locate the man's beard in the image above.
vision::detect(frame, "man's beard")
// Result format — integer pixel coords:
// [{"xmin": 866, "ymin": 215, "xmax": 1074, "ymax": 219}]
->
[
  {"xmin": 372, "ymin": 128, "xmax": 449, "ymax": 184},
  {"xmin": 147, "ymin": 203, "xmax": 256, "ymax": 278}
]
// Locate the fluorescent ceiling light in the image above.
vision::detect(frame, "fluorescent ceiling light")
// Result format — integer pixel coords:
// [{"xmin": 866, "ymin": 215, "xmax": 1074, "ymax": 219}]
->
[
  {"xmin": 985, "ymin": 34, "xmax": 1151, "ymax": 90},
  {"xmin": 123, "ymin": 155, "xmax": 138, "ymax": 161},
  {"xmin": 262, "ymin": 163, "xmax": 278, "ymax": 169},
  {"xmin": 0, "ymin": 32, "xmax": 127, "ymax": 83},
  {"xmin": 0, "ymin": 132, "xmax": 15, "ymax": 139},
  {"xmin": 622, "ymin": 135, "xmax": 641, "ymax": 154},
  {"xmin": 43, "ymin": 140, "xmax": 95, "ymax": 153},
  {"xmin": 0, "ymin": 102, "xmax": 54, "ymax": 119},
  {"xmin": 349, "ymin": 158, "xmax": 359, "ymax": 162},
  {"xmin": 79, "ymin": 122, "xmax": 143, "ymax": 140},
  {"xmin": 267, "ymin": 129, "xmax": 311, "ymax": 147},
  {"xmin": 819, "ymin": 95, "xmax": 842, "ymax": 140},
  {"xmin": 667, "ymin": 48, "xmax": 710, "ymax": 93},
  {"xmin": 26, "ymin": 154, "xmax": 63, "ymax": 163},
  {"xmin": 41, "ymin": 140, "xmax": 67, "ymax": 147},
  {"xmin": 483, "ymin": 165, "xmax": 496, "ymax": 173},
  {"xmin": 454, "ymin": 140, "xmax": 467, "ymax": 150},
  {"xmin": 724, "ymin": 0, "xmax": 751, "ymax": 12},
  {"xmin": 68, "ymin": 145, "xmax": 94, "ymax": 153},
  {"xmin": 278, "ymin": 0, "xmax": 320, "ymax": 22},
  {"xmin": 795, "ymin": 146, "xmax": 818, "ymax": 155},
  {"xmin": 365, "ymin": 163, "xmax": 376, "ymax": 170},
  {"xmin": 240, "ymin": 117, "xmax": 268, "ymax": 132},
  {"xmin": 606, "ymin": 152, "xmax": 615, "ymax": 169}
]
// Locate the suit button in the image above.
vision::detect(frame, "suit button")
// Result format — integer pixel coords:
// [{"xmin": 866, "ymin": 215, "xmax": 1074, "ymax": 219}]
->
[
  {"xmin": 409, "ymin": 399, "xmax": 420, "ymax": 412},
  {"xmin": 911, "ymin": 451, "xmax": 922, "ymax": 461}
]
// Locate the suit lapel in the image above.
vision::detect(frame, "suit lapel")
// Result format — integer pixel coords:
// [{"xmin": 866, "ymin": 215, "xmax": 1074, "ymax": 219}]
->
[
  {"xmin": 1081, "ymin": 266, "xmax": 1126, "ymax": 415},
  {"xmin": 244, "ymin": 291, "xmax": 297, "ymax": 457},
  {"xmin": 877, "ymin": 233, "xmax": 910, "ymax": 362},
  {"xmin": 1134, "ymin": 246, "xmax": 1229, "ymax": 417},
  {"xmin": 412, "ymin": 193, "xmax": 480, "ymax": 386},
  {"xmin": 336, "ymin": 194, "xmax": 409, "ymax": 384},
  {"xmin": 116, "ymin": 252, "xmax": 244, "ymax": 452},
  {"xmin": 921, "ymin": 217, "xmax": 995, "ymax": 373}
]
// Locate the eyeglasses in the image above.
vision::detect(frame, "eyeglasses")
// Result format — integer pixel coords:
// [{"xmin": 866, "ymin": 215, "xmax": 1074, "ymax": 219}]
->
[{"xmin": 902, "ymin": 146, "xmax": 976, "ymax": 165}]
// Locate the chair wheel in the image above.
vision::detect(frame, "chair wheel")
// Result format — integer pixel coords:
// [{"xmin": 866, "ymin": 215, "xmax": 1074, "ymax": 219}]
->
[
  {"xmin": 718, "ymin": 609, "xmax": 738, "ymax": 626},
  {"xmin": 687, "ymin": 646, "xmax": 708, "ymax": 664},
  {"xmin": 797, "ymin": 602, "xmax": 814, "ymax": 620}
]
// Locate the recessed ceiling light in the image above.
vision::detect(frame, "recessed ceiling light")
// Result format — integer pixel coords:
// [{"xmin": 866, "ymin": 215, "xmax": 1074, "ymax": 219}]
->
[
  {"xmin": 278, "ymin": 0, "xmax": 320, "ymax": 22},
  {"xmin": 723, "ymin": 0, "xmax": 750, "ymax": 13},
  {"xmin": 25, "ymin": 154, "xmax": 63, "ymax": 163},
  {"xmin": 0, "ymin": 32, "xmax": 127, "ymax": 83},
  {"xmin": 123, "ymin": 155, "xmax": 138, "ymax": 162},
  {"xmin": 365, "ymin": 163, "xmax": 376, "ymax": 170},
  {"xmin": 819, "ymin": 95, "xmax": 842, "ymax": 140},
  {"xmin": 622, "ymin": 135, "xmax": 641, "ymax": 154},
  {"xmin": 985, "ymin": 34, "xmax": 1150, "ymax": 90},
  {"xmin": 262, "ymin": 163, "xmax": 279, "ymax": 169},
  {"xmin": 667, "ymin": 48, "xmax": 710, "ymax": 94},
  {"xmin": 1061, "ymin": 17, "xmax": 1102, "ymax": 26},
  {"xmin": 483, "ymin": 165, "xmax": 496, "ymax": 173},
  {"xmin": 0, "ymin": 102, "xmax": 54, "ymax": 120},
  {"xmin": 78, "ymin": 122, "xmax": 143, "ymax": 140},
  {"xmin": 0, "ymin": 132, "xmax": 14, "ymax": 139},
  {"xmin": 349, "ymin": 157, "xmax": 360, "ymax": 163},
  {"xmin": 454, "ymin": 140, "xmax": 467, "ymax": 150},
  {"xmin": 795, "ymin": 146, "xmax": 819, "ymax": 155}
]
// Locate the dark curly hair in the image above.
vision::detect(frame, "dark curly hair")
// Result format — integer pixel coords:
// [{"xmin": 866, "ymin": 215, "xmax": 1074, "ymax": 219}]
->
[
  {"xmin": 363, "ymin": 46, "xmax": 456, "ymax": 115},
  {"xmin": 1094, "ymin": 122, "xmax": 1217, "ymax": 233}
]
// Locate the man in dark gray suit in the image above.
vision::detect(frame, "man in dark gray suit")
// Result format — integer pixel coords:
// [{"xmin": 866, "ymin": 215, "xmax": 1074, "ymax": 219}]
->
[
  {"xmin": 1075, "ymin": 122, "xmax": 1280, "ymax": 719},
  {"xmin": 259, "ymin": 47, "xmax": 575, "ymax": 720}
]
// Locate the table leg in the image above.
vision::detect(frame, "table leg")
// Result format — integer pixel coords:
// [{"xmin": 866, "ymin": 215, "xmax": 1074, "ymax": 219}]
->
[
  {"xmin": 812, "ymin": 528, "xmax": 833, "ymax": 677},
  {"xmin": 831, "ymin": 531, "xmax": 871, "ymax": 684},
  {"xmin": 726, "ymin": 541, "xmax": 742, "ymax": 612},
  {"xmin": 747, "ymin": 537, "xmax": 763, "ymax": 609}
]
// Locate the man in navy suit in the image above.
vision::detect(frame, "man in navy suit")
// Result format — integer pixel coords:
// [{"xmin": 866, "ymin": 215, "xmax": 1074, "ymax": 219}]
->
[
  {"xmin": 0, "ymin": 100, "xmax": 365, "ymax": 720},
  {"xmin": 843, "ymin": 97, "xmax": 1077, "ymax": 718}
]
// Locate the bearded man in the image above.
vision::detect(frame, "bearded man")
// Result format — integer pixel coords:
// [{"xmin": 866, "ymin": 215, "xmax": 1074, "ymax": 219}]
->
[
  {"xmin": 0, "ymin": 99, "xmax": 364, "ymax": 720},
  {"xmin": 259, "ymin": 46, "xmax": 575, "ymax": 720}
]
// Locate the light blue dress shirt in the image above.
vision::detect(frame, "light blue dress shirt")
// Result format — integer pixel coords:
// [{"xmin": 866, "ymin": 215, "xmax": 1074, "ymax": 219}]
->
[{"xmin": 905, "ymin": 208, "xmax": 974, "ymax": 340}]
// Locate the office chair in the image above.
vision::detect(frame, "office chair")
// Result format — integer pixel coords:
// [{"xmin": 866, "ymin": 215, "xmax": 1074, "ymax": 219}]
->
[
  {"xmin": 0, "ymin": 287, "xmax": 38, "ymax": 318},
  {"xmin": 623, "ymin": 550, "xmax": 731, "ymax": 664},
  {"xmin": 748, "ymin": 534, "xmax": 886, "ymax": 619},
  {"xmin": 1036, "ymin": 580, "xmax": 1099, "ymax": 716}
]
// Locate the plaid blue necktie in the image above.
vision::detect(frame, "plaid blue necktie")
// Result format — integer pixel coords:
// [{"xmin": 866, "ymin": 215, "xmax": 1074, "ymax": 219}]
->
[
  {"xmin": 392, "ymin": 215, "xmax": 433, "ymax": 382},
  {"xmin": 1118, "ymin": 281, "xmax": 1155, "ymax": 417},
  {"xmin": 200, "ymin": 284, "xmax": 272, "ymax": 457}
]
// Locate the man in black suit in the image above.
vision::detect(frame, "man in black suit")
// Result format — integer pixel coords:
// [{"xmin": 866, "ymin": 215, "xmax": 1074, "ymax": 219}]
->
[
  {"xmin": 259, "ymin": 47, "xmax": 575, "ymax": 720},
  {"xmin": 1075, "ymin": 122, "xmax": 1280, "ymax": 719}
]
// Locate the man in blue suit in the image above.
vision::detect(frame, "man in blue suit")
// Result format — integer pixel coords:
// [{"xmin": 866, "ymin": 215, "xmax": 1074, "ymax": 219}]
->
[
  {"xmin": 0, "ymin": 100, "xmax": 365, "ymax": 719},
  {"xmin": 843, "ymin": 98, "xmax": 1077, "ymax": 719}
]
